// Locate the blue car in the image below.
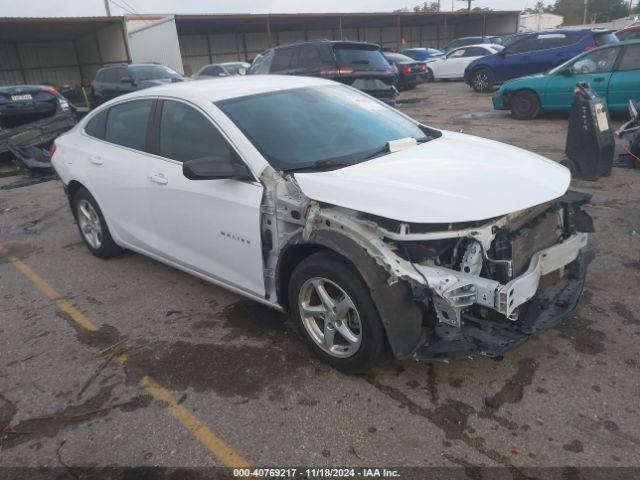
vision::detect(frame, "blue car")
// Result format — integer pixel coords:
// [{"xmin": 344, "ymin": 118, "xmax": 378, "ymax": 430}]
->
[
  {"xmin": 401, "ymin": 48, "xmax": 445, "ymax": 62},
  {"xmin": 464, "ymin": 29, "xmax": 619, "ymax": 93}
]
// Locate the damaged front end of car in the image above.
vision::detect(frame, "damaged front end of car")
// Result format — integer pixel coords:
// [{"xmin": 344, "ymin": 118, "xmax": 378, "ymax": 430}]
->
[{"xmin": 259, "ymin": 166, "xmax": 593, "ymax": 362}]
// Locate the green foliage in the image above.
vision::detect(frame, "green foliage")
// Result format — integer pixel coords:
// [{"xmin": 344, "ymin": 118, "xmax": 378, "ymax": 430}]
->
[{"xmin": 552, "ymin": 0, "xmax": 631, "ymax": 24}]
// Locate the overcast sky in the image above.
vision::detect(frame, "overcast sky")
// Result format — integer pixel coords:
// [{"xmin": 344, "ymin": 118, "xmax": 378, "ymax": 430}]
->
[{"xmin": 2, "ymin": 0, "xmax": 552, "ymax": 17}]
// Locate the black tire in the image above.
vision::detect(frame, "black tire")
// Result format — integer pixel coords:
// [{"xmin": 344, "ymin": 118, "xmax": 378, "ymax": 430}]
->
[
  {"xmin": 471, "ymin": 68, "xmax": 494, "ymax": 93},
  {"xmin": 72, "ymin": 188, "xmax": 123, "ymax": 259},
  {"xmin": 288, "ymin": 251, "xmax": 385, "ymax": 373},
  {"xmin": 510, "ymin": 90, "xmax": 541, "ymax": 120}
]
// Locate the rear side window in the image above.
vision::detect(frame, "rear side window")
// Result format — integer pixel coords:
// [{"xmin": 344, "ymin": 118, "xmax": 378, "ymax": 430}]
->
[
  {"xmin": 296, "ymin": 45, "xmax": 324, "ymax": 68},
  {"xmin": 536, "ymin": 33, "xmax": 577, "ymax": 50},
  {"xmin": 595, "ymin": 32, "xmax": 620, "ymax": 46},
  {"xmin": 272, "ymin": 48, "xmax": 296, "ymax": 72},
  {"xmin": 448, "ymin": 49, "xmax": 466, "ymax": 58},
  {"xmin": 102, "ymin": 68, "xmax": 126, "ymax": 83},
  {"xmin": 85, "ymin": 110, "xmax": 107, "ymax": 139},
  {"xmin": 618, "ymin": 44, "xmax": 640, "ymax": 71},
  {"xmin": 105, "ymin": 100, "xmax": 153, "ymax": 151},
  {"xmin": 159, "ymin": 100, "xmax": 232, "ymax": 163},
  {"xmin": 333, "ymin": 45, "xmax": 389, "ymax": 69}
]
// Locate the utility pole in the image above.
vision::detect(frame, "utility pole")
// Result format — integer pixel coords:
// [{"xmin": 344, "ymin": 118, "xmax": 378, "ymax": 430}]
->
[
  {"xmin": 583, "ymin": 0, "xmax": 588, "ymax": 25},
  {"xmin": 103, "ymin": 0, "xmax": 111, "ymax": 16},
  {"xmin": 457, "ymin": 0, "xmax": 474, "ymax": 11}
]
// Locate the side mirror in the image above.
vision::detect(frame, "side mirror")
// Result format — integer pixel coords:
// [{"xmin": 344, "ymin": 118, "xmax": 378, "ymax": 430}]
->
[
  {"xmin": 218, "ymin": 72, "xmax": 228, "ymax": 77},
  {"xmin": 120, "ymin": 76, "xmax": 135, "ymax": 84},
  {"xmin": 183, "ymin": 154, "xmax": 252, "ymax": 181},
  {"xmin": 238, "ymin": 67, "xmax": 247, "ymax": 75}
]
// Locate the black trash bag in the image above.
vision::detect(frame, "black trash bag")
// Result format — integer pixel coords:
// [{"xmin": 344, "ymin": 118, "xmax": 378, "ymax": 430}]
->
[{"xmin": 565, "ymin": 82, "xmax": 615, "ymax": 181}]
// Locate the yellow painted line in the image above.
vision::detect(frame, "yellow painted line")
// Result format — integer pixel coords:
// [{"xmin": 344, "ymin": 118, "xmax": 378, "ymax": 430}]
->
[
  {"xmin": 1, "ymin": 243, "xmax": 250, "ymax": 469},
  {"xmin": 140, "ymin": 376, "xmax": 250, "ymax": 468},
  {"xmin": 0, "ymin": 244, "xmax": 98, "ymax": 332}
]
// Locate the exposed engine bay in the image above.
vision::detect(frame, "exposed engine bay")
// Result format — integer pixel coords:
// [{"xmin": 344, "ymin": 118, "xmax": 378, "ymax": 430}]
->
[{"xmin": 258, "ymin": 165, "xmax": 593, "ymax": 361}]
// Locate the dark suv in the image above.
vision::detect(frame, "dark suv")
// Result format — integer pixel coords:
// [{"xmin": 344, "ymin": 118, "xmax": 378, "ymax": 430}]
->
[
  {"xmin": 91, "ymin": 63, "xmax": 186, "ymax": 104},
  {"xmin": 248, "ymin": 41, "xmax": 398, "ymax": 103}
]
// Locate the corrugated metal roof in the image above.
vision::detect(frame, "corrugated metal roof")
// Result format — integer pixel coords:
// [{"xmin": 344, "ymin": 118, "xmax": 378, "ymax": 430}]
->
[{"xmin": 0, "ymin": 16, "xmax": 126, "ymax": 42}]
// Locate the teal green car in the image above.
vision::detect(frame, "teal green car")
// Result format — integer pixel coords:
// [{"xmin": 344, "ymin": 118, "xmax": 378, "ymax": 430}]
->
[{"xmin": 493, "ymin": 40, "xmax": 640, "ymax": 120}]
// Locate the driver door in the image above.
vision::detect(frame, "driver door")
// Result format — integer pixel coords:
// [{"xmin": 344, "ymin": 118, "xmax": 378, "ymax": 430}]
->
[
  {"xmin": 146, "ymin": 99, "xmax": 266, "ymax": 297},
  {"xmin": 543, "ymin": 47, "xmax": 620, "ymax": 110},
  {"xmin": 440, "ymin": 48, "xmax": 466, "ymax": 78}
]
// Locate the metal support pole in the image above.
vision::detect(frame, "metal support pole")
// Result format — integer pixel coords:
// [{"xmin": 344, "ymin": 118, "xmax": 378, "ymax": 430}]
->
[
  {"xmin": 266, "ymin": 15, "xmax": 273, "ymax": 47},
  {"xmin": 397, "ymin": 15, "xmax": 401, "ymax": 51},
  {"xmin": 338, "ymin": 16, "xmax": 343, "ymax": 40},
  {"xmin": 104, "ymin": 0, "xmax": 111, "ymax": 16}
]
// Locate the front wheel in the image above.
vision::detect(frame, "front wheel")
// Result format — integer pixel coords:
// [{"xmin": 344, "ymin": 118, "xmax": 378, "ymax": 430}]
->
[
  {"xmin": 510, "ymin": 90, "xmax": 541, "ymax": 120},
  {"xmin": 288, "ymin": 251, "xmax": 385, "ymax": 373},
  {"xmin": 471, "ymin": 69, "xmax": 494, "ymax": 93}
]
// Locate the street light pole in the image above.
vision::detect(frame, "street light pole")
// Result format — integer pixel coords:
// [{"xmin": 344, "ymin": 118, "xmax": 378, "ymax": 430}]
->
[
  {"xmin": 583, "ymin": 0, "xmax": 588, "ymax": 25},
  {"xmin": 103, "ymin": 0, "xmax": 111, "ymax": 16}
]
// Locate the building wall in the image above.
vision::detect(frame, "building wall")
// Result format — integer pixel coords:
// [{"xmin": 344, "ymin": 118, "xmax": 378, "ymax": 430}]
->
[
  {"xmin": 177, "ymin": 13, "xmax": 519, "ymax": 73},
  {"xmin": 519, "ymin": 13, "xmax": 564, "ymax": 32},
  {"xmin": 128, "ymin": 16, "xmax": 184, "ymax": 74},
  {"xmin": 0, "ymin": 21, "xmax": 129, "ymax": 86}
]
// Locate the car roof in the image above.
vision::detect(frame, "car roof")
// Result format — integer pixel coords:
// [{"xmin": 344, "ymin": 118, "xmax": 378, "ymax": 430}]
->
[
  {"xmin": 451, "ymin": 43, "xmax": 497, "ymax": 50},
  {"xmin": 618, "ymin": 24, "xmax": 640, "ymax": 32},
  {"xmin": 116, "ymin": 74, "xmax": 331, "ymax": 103},
  {"xmin": 271, "ymin": 40, "xmax": 379, "ymax": 49}
]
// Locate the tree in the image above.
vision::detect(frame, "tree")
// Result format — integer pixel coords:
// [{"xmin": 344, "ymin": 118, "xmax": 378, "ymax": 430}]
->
[
  {"xmin": 552, "ymin": 0, "xmax": 630, "ymax": 24},
  {"xmin": 394, "ymin": 2, "xmax": 440, "ymax": 12},
  {"xmin": 458, "ymin": 0, "xmax": 477, "ymax": 10},
  {"xmin": 524, "ymin": 1, "xmax": 554, "ymax": 13}
]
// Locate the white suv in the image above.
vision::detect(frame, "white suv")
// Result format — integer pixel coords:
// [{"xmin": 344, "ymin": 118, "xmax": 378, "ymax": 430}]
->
[{"xmin": 52, "ymin": 75, "xmax": 592, "ymax": 372}]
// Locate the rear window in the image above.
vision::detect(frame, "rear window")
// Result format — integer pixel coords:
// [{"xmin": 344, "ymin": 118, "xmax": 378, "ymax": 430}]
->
[
  {"xmin": 333, "ymin": 45, "xmax": 389, "ymax": 69},
  {"xmin": 594, "ymin": 32, "xmax": 620, "ymax": 46}
]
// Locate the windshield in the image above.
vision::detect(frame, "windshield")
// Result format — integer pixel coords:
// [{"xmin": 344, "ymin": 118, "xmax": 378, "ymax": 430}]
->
[
  {"xmin": 216, "ymin": 85, "xmax": 433, "ymax": 171},
  {"xmin": 333, "ymin": 46, "xmax": 390, "ymax": 69},
  {"xmin": 129, "ymin": 65, "xmax": 182, "ymax": 81},
  {"xmin": 225, "ymin": 63, "xmax": 249, "ymax": 75}
]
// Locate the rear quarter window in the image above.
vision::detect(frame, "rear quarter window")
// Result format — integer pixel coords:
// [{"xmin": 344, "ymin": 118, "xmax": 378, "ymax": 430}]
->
[
  {"xmin": 595, "ymin": 32, "xmax": 620, "ymax": 46},
  {"xmin": 84, "ymin": 110, "xmax": 107, "ymax": 139}
]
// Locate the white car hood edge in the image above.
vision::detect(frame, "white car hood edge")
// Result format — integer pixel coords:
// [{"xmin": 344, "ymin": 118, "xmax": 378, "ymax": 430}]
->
[{"xmin": 294, "ymin": 130, "xmax": 570, "ymax": 224}]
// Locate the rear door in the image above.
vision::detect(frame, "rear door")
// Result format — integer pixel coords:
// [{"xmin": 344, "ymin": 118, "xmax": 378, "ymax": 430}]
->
[
  {"xmin": 544, "ymin": 47, "xmax": 620, "ymax": 109},
  {"xmin": 270, "ymin": 46, "xmax": 298, "ymax": 75},
  {"xmin": 146, "ymin": 99, "xmax": 265, "ymax": 296},
  {"xmin": 82, "ymin": 99, "xmax": 158, "ymax": 251},
  {"xmin": 607, "ymin": 44, "xmax": 640, "ymax": 111}
]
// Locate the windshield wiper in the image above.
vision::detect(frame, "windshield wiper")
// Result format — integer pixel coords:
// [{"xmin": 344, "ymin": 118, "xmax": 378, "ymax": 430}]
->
[{"xmin": 284, "ymin": 159, "xmax": 353, "ymax": 173}]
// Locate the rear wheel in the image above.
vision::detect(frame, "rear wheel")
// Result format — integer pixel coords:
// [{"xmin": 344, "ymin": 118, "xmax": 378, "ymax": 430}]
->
[
  {"xmin": 471, "ymin": 68, "xmax": 494, "ymax": 93},
  {"xmin": 510, "ymin": 90, "xmax": 541, "ymax": 120},
  {"xmin": 72, "ymin": 188, "xmax": 123, "ymax": 258},
  {"xmin": 288, "ymin": 251, "xmax": 385, "ymax": 373}
]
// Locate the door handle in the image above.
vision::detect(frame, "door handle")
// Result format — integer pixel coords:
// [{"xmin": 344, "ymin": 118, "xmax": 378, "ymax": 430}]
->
[
  {"xmin": 149, "ymin": 173, "xmax": 168, "ymax": 185},
  {"xmin": 594, "ymin": 77, "xmax": 605, "ymax": 83},
  {"xmin": 89, "ymin": 156, "xmax": 103, "ymax": 165}
]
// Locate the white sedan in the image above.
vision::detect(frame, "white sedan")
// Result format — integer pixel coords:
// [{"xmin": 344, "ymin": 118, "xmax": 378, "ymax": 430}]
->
[
  {"xmin": 52, "ymin": 75, "xmax": 591, "ymax": 372},
  {"xmin": 428, "ymin": 44, "xmax": 501, "ymax": 80}
]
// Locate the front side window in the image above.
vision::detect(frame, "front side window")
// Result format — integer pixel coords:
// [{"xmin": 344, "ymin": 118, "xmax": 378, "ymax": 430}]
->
[
  {"xmin": 617, "ymin": 30, "xmax": 640, "ymax": 41},
  {"xmin": 202, "ymin": 66, "xmax": 225, "ymax": 76},
  {"xmin": 159, "ymin": 100, "xmax": 232, "ymax": 163},
  {"xmin": 618, "ymin": 44, "xmax": 640, "ymax": 71},
  {"xmin": 464, "ymin": 47, "xmax": 488, "ymax": 57},
  {"xmin": 509, "ymin": 35, "xmax": 538, "ymax": 54},
  {"xmin": 448, "ymin": 48, "xmax": 466, "ymax": 59},
  {"xmin": 572, "ymin": 47, "xmax": 619, "ymax": 73},
  {"xmin": 104, "ymin": 100, "xmax": 153, "ymax": 151},
  {"xmin": 217, "ymin": 85, "xmax": 433, "ymax": 172},
  {"xmin": 249, "ymin": 50, "xmax": 274, "ymax": 74}
]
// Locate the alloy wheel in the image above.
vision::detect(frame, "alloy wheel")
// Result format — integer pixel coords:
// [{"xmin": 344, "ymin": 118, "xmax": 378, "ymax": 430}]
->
[
  {"xmin": 298, "ymin": 277, "xmax": 362, "ymax": 358},
  {"xmin": 77, "ymin": 199, "xmax": 103, "ymax": 250}
]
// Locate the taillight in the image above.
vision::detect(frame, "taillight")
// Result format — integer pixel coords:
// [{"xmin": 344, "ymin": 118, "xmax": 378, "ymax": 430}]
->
[
  {"xmin": 40, "ymin": 86, "xmax": 58, "ymax": 96},
  {"xmin": 49, "ymin": 143, "xmax": 57, "ymax": 158},
  {"xmin": 402, "ymin": 64, "xmax": 411, "ymax": 74},
  {"xmin": 319, "ymin": 67, "xmax": 354, "ymax": 76},
  {"xmin": 585, "ymin": 44, "xmax": 596, "ymax": 51}
]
